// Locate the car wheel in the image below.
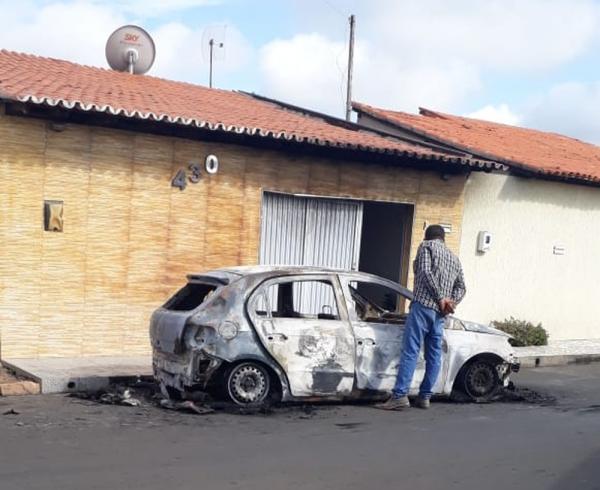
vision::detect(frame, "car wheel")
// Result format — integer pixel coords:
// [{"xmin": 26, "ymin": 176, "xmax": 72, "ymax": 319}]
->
[
  {"xmin": 226, "ymin": 362, "xmax": 272, "ymax": 406},
  {"xmin": 460, "ymin": 360, "xmax": 501, "ymax": 402}
]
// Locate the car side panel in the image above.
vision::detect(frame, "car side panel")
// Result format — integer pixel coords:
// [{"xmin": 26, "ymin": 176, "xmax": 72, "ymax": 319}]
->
[{"xmin": 247, "ymin": 274, "xmax": 356, "ymax": 398}]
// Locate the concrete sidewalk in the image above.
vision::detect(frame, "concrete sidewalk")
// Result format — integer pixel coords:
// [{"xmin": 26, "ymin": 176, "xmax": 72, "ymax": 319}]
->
[
  {"xmin": 2, "ymin": 356, "xmax": 153, "ymax": 394},
  {"xmin": 515, "ymin": 339, "xmax": 600, "ymax": 368}
]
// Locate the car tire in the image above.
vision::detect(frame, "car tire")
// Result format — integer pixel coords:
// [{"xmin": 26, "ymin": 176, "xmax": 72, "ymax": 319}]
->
[
  {"xmin": 226, "ymin": 362, "xmax": 273, "ymax": 406},
  {"xmin": 458, "ymin": 359, "xmax": 501, "ymax": 403}
]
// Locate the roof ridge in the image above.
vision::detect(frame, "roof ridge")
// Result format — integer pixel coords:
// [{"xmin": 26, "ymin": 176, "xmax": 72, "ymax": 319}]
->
[
  {"xmin": 356, "ymin": 100, "xmax": 600, "ymax": 147},
  {"xmin": 353, "ymin": 101, "xmax": 423, "ymax": 122},
  {"xmin": 418, "ymin": 105, "xmax": 599, "ymax": 146},
  {"xmin": 418, "ymin": 107, "xmax": 448, "ymax": 120}
]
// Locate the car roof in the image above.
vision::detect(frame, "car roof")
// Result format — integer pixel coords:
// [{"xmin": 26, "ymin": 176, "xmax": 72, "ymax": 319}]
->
[
  {"xmin": 186, "ymin": 266, "xmax": 413, "ymax": 299},
  {"xmin": 186, "ymin": 265, "xmax": 344, "ymax": 283},
  {"xmin": 217, "ymin": 265, "xmax": 345, "ymax": 275}
]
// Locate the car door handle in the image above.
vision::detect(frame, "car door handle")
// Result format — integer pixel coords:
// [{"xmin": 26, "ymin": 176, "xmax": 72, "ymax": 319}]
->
[
  {"xmin": 357, "ymin": 338, "xmax": 376, "ymax": 346},
  {"xmin": 267, "ymin": 333, "xmax": 288, "ymax": 342}
]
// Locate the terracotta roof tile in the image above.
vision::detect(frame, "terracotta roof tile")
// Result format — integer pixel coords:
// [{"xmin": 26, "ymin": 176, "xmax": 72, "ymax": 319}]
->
[
  {"xmin": 353, "ymin": 102, "xmax": 600, "ymax": 185},
  {"xmin": 0, "ymin": 49, "xmax": 501, "ymax": 169}
]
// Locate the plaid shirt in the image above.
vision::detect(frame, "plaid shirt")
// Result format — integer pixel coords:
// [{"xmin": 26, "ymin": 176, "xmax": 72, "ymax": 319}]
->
[{"xmin": 412, "ymin": 239, "xmax": 466, "ymax": 313}]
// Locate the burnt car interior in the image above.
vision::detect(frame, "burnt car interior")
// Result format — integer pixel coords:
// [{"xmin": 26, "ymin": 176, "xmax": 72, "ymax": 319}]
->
[
  {"xmin": 350, "ymin": 283, "xmax": 408, "ymax": 325},
  {"xmin": 257, "ymin": 280, "xmax": 340, "ymax": 321},
  {"xmin": 164, "ymin": 282, "xmax": 217, "ymax": 311}
]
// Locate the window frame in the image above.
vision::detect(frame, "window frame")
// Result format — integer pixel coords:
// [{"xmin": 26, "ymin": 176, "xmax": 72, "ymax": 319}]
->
[
  {"xmin": 339, "ymin": 274, "xmax": 413, "ymax": 325},
  {"xmin": 248, "ymin": 274, "xmax": 349, "ymax": 322}
]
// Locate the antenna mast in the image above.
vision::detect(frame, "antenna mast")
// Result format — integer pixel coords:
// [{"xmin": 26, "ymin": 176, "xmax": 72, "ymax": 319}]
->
[
  {"xmin": 209, "ymin": 38, "xmax": 214, "ymax": 88},
  {"xmin": 208, "ymin": 37, "xmax": 224, "ymax": 88},
  {"xmin": 345, "ymin": 14, "xmax": 355, "ymax": 121}
]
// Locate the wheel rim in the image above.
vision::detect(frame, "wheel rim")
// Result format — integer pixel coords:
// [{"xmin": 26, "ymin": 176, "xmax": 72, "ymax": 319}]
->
[
  {"xmin": 465, "ymin": 362, "xmax": 497, "ymax": 398},
  {"xmin": 228, "ymin": 363, "xmax": 270, "ymax": 405}
]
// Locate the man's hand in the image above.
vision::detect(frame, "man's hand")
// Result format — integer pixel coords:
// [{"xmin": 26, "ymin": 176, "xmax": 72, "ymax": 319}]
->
[{"xmin": 439, "ymin": 298, "xmax": 455, "ymax": 316}]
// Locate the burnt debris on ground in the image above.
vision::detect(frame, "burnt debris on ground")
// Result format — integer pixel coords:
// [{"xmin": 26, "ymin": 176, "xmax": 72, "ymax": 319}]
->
[
  {"xmin": 496, "ymin": 384, "xmax": 557, "ymax": 406},
  {"xmin": 67, "ymin": 381, "xmax": 326, "ymax": 417},
  {"xmin": 69, "ymin": 382, "xmax": 160, "ymax": 408},
  {"xmin": 67, "ymin": 380, "xmax": 558, "ymax": 416}
]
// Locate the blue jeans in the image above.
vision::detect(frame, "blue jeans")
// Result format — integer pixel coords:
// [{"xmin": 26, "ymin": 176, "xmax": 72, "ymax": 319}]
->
[{"xmin": 392, "ymin": 301, "xmax": 445, "ymax": 399}]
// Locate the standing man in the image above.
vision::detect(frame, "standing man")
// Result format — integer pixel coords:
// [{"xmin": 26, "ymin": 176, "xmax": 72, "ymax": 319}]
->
[{"xmin": 376, "ymin": 224, "xmax": 466, "ymax": 410}]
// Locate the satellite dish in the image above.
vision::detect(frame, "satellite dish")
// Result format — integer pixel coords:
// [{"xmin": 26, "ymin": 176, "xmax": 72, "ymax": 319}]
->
[{"xmin": 105, "ymin": 25, "xmax": 155, "ymax": 75}]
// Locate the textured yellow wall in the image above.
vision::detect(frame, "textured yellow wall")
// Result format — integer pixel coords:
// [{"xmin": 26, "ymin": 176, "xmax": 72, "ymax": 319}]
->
[{"xmin": 0, "ymin": 110, "xmax": 466, "ymax": 358}]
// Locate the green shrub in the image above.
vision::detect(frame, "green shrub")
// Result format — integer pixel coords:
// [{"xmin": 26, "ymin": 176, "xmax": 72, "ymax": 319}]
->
[{"xmin": 491, "ymin": 317, "xmax": 549, "ymax": 347}]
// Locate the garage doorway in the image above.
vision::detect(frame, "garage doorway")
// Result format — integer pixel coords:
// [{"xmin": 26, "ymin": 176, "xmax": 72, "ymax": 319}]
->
[
  {"xmin": 259, "ymin": 192, "xmax": 413, "ymax": 288},
  {"xmin": 358, "ymin": 201, "xmax": 413, "ymax": 285},
  {"xmin": 357, "ymin": 201, "xmax": 414, "ymax": 311}
]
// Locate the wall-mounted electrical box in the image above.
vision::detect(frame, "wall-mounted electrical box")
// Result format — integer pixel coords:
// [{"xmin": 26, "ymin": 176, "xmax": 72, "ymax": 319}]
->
[
  {"xmin": 477, "ymin": 231, "xmax": 492, "ymax": 253},
  {"xmin": 44, "ymin": 200, "xmax": 64, "ymax": 232}
]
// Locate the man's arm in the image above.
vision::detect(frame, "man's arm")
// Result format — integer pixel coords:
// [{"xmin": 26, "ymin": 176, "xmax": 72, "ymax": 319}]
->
[
  {"xmin": 451, "ymin": 265, "xmax": 466, "ymax": 305},
  {"xmin": 416, "ymin": 244, "xmax": 444, "ymax": 302}
]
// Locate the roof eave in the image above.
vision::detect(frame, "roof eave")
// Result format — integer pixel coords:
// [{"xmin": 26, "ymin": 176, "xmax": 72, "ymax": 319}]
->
[{"xmin": 7, "ymin": 94, "xmax": 501, "ymax": 172}]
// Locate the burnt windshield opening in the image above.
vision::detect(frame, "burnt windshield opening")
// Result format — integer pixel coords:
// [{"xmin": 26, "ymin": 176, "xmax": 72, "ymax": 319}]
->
[
  {"xmin": 164, "ymin": 283, "xmax": 218, "ymax": 311},
  {"xmin": 349, "ymin": 283, "xmax": 408, "ymax": 325}
]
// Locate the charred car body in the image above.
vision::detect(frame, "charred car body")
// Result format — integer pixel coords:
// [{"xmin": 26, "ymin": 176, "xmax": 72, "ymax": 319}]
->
[{"xmin": 150, "ymin": 266, "xmax": 519, "ymax": 405}]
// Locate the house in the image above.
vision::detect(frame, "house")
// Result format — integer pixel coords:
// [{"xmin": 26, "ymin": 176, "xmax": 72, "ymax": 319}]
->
[
  {"xmin": 0, "ymin": 50, "xmax": 500, "ymax": 359},
  {"xmin": 354, "ymin": 103, "xmax": 600, "ymax": 340}
]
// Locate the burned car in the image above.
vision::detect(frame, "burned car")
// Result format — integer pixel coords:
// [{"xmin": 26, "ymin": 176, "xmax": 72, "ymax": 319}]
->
[{"xmin": 150, "ymin": 266, "xmax": 519, "ymax": 406}]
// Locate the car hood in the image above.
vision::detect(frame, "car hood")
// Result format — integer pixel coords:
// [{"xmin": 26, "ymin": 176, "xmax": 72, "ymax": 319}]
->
[{"xmin": 454, "ymin": 318, "xmax": 512, "ymax": 338}]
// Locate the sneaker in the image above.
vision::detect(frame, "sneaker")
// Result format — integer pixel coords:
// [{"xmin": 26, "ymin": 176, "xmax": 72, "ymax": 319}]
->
[
  {"xmin": 414, "ymin": 397, "xmax": 431, "ymax": 409},
  {"xmin": 373, "ymin": 395, "xmax": 410, "ymax": 410}
]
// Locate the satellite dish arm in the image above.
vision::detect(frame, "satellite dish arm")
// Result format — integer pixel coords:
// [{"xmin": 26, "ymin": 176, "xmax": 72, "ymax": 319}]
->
[{"xmin": 127, "ymin": 50, "xmax": 135, "ymax": 74}]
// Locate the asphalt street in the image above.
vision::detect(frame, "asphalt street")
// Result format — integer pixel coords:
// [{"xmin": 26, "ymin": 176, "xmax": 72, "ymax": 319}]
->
[{"xmin": 1, "ymin": 363, "xmax": 600, "ymax": 490}]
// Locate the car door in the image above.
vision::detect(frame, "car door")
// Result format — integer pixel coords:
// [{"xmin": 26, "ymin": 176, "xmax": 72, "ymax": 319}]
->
[
  {"xmin": 247, "ymin": 274, "xmax": 355, "ymax": 398},
  {"xmin": 339, "ymin": 275, "xmax": 444, "ymax": 393}
]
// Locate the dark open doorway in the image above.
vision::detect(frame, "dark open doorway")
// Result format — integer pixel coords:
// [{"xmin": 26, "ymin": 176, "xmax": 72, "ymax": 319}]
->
[{"xmin": 358, "ymin": 201, "xmax": 414, "ymax": 309}]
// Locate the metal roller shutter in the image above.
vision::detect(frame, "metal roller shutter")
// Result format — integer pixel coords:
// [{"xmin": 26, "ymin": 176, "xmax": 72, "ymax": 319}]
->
[
  {"xmin": 260, "ymin": 192, "xmax": 363, "ymax": 270},
  {"xmin": 260, "ymin": 192, "xmax": 363, "ymax": 314}
]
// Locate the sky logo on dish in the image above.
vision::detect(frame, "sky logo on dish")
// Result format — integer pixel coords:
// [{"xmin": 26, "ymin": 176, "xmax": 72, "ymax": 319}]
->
[{"xmin": 124, "ymin": 33, "xmax": 140, "ymax": 42}]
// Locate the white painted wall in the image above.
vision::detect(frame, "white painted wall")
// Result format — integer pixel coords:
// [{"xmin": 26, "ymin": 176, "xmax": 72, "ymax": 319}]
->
[{"xmin": 458, "ymin": 172, "xmax": 600, "ymax": 341}]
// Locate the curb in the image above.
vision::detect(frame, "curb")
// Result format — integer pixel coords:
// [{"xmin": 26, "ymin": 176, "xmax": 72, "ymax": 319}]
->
[
  {"xmin": 36, "ymin": 374, "xmax": 155, "ymax": 394},
  {"xmin": 518, "ymin": 354, "xmax": 600, "ymax": 368},
  {"xmin": 1, "ymin": 359, "xmax": 153, "ymax": 394}
]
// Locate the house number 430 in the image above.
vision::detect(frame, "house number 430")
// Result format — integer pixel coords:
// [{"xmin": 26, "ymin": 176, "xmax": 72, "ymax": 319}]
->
[{"xmin": 171, "ymin": 154, "xmax": 219, "ymax": 191}]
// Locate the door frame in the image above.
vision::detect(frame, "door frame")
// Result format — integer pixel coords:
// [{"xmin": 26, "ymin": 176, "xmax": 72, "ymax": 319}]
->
[
  {"xmin": 246, "ymin": 273, "xmax": 356, "ymax": 398},
  {"xmin": 338, "ymin": 272, "xmax": 451, "ymax": 395},
  {"xmin": 337, "ymin": 273, "xmax": 413, "ymax": 392}
]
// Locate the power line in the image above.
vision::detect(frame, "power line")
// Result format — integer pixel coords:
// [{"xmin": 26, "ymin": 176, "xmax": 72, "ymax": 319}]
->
[
  {"xmin": 320, "ymin": 0, "xmax": 356, "ymax": 118},
  {"xmin": 321, "ymin": 0, "xmax": 347, "ymax": 17}
]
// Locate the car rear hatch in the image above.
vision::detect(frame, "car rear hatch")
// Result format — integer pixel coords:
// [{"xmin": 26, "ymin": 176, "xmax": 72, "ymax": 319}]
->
[{"xmin": 150, "ymin": 275, "xmax": 230, "ymax": 355}]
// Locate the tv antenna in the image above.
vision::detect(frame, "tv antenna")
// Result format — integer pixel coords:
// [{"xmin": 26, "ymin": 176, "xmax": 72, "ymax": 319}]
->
[
  {"xmin": 202, "ymin": 25, "xmax": 226, "ymax": 88},
  {"xmin": 105, "ymin": 25, "xmax": 156, "ymax": 75}
]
